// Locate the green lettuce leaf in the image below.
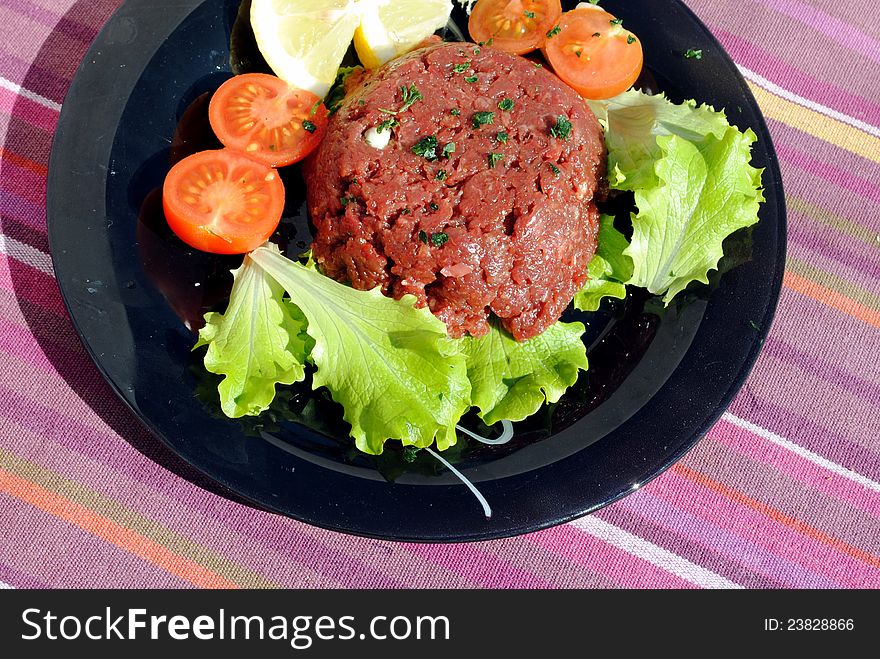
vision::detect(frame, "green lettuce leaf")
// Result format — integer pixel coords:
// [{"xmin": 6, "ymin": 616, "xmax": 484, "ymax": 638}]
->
[
  {"xmin": 249, "ymin": 244, "xmax": 470, "ymax": 455},
  {"xmin": 588, "ymin": 90, "xmax": 732, "ymax": 191},
  {"xmin": 461, "ymin": 318, "xmax": 588, "ymax": 426},
  {"xmin": 626, "ymin": 128, "xmax": 764, "ymax": 302},
  {"xmin": 575, "ymin": 215, "xmax": 633, "ymax": 312},
  {"xmin": 194, "ymin": 254, "xmax": 310, "ymax": 418}
]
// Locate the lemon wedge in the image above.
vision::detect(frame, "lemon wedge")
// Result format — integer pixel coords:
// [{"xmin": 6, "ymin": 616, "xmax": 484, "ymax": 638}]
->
[
  {"xmin": 250, "ymin": 0, "xmax": 362, "ymax": 97},
  {"xmin": 354, "ymin": 0, "xmax": 453, "ymax": 69},
  {"xmin": 251, "ymin": 0, "xmax": 452, "ymax": 98}
]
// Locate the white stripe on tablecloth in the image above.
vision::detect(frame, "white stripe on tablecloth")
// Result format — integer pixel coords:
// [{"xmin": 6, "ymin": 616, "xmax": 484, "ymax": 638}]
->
[
  {"xmin": 0, "ymin": 75, "xmax": 61, "ymax": 112},
  {"xmin": 569, "ymin": 515, "xmax": 743, "ymax": 589},
  {"xmin": 722, "ymin": 412, "xmax": 880, "ymax": 493},
  {"xmin": 737, "ymin": 64, "xmax": 880, "ymax": 138},
  {"xmin": 0, "ymin": 233, "xmax": 54, "ymax": 277}
]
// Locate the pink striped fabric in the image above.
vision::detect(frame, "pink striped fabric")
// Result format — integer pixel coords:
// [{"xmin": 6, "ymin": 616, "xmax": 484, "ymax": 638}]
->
[{"xmin": 0, "ymin": 0, "xmax": 877, "ymax": 589}]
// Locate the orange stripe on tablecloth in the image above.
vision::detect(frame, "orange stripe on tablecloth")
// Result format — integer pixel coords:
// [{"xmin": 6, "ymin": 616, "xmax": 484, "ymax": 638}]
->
[
  {"xmin": 0, "ymin": 467, "xmax": 238, "ymax": 589},
  {"xmin": 0, "ymin": 147, "xmax": 48, "ymax": 177},
  {"xmin": 672, "ymin": 464, "xmax": 880, "ymax": 569},
  {"xmin": 783, "ymin": 270, "xmax": 880, "ymax": 329}
]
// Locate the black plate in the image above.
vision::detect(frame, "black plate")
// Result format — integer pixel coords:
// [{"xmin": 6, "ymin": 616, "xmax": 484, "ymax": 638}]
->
[{"xmin": 47, "ymin": 0, "xmax": 785, "ymax": 542}]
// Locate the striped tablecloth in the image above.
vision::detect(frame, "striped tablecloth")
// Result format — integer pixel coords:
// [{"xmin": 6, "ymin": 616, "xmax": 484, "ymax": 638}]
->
[{"xmin": 0, "ymin": 0, "xmax": 878, "ymax": 589}]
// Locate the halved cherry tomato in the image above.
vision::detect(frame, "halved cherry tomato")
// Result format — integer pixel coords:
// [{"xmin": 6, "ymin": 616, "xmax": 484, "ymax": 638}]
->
[
  {"xmin": 542, "ymin": 7, "xmax": 643, "ymax": 100},
  {"xmin": 468, "ymin": 0, "xmax": 562, "ymax": 55},
  {"xmin": 162, "ymin": 148, "xmax": 285, "ymax": 254},
  {"xmin": 208, "ymin": 73, "xmax": 328, "ymax": 168}
]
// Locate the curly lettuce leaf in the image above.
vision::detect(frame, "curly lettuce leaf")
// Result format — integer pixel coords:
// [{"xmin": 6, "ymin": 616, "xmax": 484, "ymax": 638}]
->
[
  {"xmin": 249, "ymin": 244, "xmax": 470, "ymax": 455},
  {"xmin": 626, "ymin": 128, "xmax": 765, "ymax": 302},
  {"xmin": 461, "ymin": 318, "xmax": 588, "ymax": 426},
  {"xmin": 575, "ymin": 215, "xmax": 632, "ymax": 312},
  {"xmin": 194, "ymin": 255, "xmax": 310, "ymax": 418},
  {"xmin": 588, "ymin": 90, "xmax": 733, "ymax": 191}
]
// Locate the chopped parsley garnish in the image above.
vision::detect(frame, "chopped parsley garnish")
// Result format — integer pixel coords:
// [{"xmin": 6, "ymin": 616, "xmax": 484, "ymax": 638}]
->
[
  {"xmin": 435, "ymin": 169, "xmax": 448, "ymax": 181},
  {"xmin": 472, "ymin": 111, "xmax": 495, "ymax": 128},
  {"xmin": 488, "ymin": 152, "xmax": 504, "ymax": 168},
  {"xmin": 549, "ymin": 163, "xmax": 560, "ymax": 176},
  {"xmin": 430, "ymin": 202, "xmax": 440, "ymax": 211},
  {"xmin": 473, "ymin": 47, "xmax": 481, "ymax": 55},
  {"xmin": 399, "ymin": 84, "xmax": 423, "ymax": 111},
  {"xmin": 498, "ymin": 98, "xmax": 514, "ymax": 111},
  {"xmin": 453, "ymin": 61, "xmax": 472, "ymax": 73},
  {"xmin": 550, "ymin": 115, "xmax": 573, "ymax": 139},
  {"xmin": 610, "ymin": 18, "xmax": 623, "ymax": 25},
  {"xmin": 495, "ymin": 131, "xmax": 509, "ymax": 144},
  {"xmin": 402, "ymin": 207, "xmax": 412, "ymax": 215},
  {"xmin": 533, "ymin": 62, "xmax": 543, "ymax": 68},
  {"xmin": 451, "ymin": 108, "xmax": 461, "ymax": 116},
  {"xmin": 547, "ymin": 25, "xmax": 561, "ymax": 38},
  {"xmin": 486, "ymin": 38, "xmax": 494, "ymax": 46},
  {"xmin": 685, "ymin": 48, "xmax": 703, "ymax": 59},
  {"xmin": 376, "ymin": 118, "xmax": 399, "ymax": 134},
  {"xmin": 592, "ymin": 32, "xmax": 601, "ymax": 37},
  {"xmin": 442, "ymin": 142, "xmax": 456, "ymax": 158},
  {"xmin": 381, "ymin": 84, "xmax": 423, "ymax": 115},
  {"xmin": 430, "ymin": 232, "xmax": 449, "ymax": 247},
  {"xmin": 627, "ymin": 35, "xmax": 636, "ymax": 44},
  {"xmin": 575, "ymin": 50, "xmax": 582, "ymax": 57},
  {"xmin": 464, "ymin": 75, "xmax": 479, "ymax": 83},
  {"xmin": 340, "ymin": 195, "xmax": 356, "ymax": 206},
  {"xmin": 309, "ymin": 100, "xmax": 322, "ymax": 117},
  {"xmin": 412, "ymin": 135, "xmax": 439, "ymax": 160},
  {"xmin": 524, "ymin": 10, "xmax": 536, "ymax": 18},
  {"xmin": 302, "ymin": 120, "xmax": 317, "ymax": 133},
  {"xmin": 418, "ymin": 230, "xmax": 428, "ymax": 243}
]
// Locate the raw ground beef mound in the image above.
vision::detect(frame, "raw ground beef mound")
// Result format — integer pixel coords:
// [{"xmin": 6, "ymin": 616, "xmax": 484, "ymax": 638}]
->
[{"xmin": 303, "ymin": 41, "xmax": 606, "ymax": 340}]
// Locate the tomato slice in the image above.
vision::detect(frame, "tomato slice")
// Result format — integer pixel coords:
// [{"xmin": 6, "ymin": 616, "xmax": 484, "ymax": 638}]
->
[
  {"xmin": 208, "ymin": 73, "xmax": 328, "ymax": 168},
  {"xmin": 468, "ymin": 0, "xmax": 562, "ymax": 55},
  {"xmin": 162, "ymin": 149, "xmax": 285, "ymax": 254},
  {"xmin": 542, "ymin": 7, "xmax": 643, "ymax": 100}
]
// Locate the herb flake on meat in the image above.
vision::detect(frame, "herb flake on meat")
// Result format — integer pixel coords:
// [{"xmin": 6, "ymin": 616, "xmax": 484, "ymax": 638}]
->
[
  {"xmin": 453, "ymin": 61, "xmax": 471, "ymax": 73},
  {"xmin": 302, "ymin": 120, "xmax": 317, "ymax": 133},
  {"xmin": 498, "ymin": 98, "xmax": 514, "ymax": 111},
  {"xmin": 376, "ymin": 118, "xmax": 399, "ymax": 133},
  {"xmin": 430, "ymin": 232, "xmax": 449, "ymax": 247},
  {"xmin": 399, "ymin": 84, "xmax": 424, "ymax": 111},
  {"xmin": 412, "ymin": 135, "xmax": 439, "ymax": 160},
  {"xmin": 464, "ymin": 75, "xmax": 478, "ymax": 83},
  {"xmin": 488, "ymin": 153, "xmax": 504, "ymax": 168},
  {"xmin": 442, "ymin": 142, "xmax": 456, "ymax": 158},
  {"xmin": 550, "ymin": 115, "xmax": 573, "ymax": 139},
  {"xmin": 546, "ymin": 24, "xmax": 561, "ymax": 38},
  {"xmin": 472, "ymin": 111, "xmax": 495, "ymax": 128},
  {"xmin": 495, "ymin": 131, "xmax": 509, "ymax": 144}
]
